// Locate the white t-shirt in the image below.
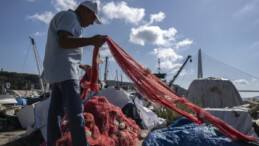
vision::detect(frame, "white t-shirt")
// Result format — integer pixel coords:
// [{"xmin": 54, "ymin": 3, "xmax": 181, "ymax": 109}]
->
[{"xmin": 42, "ymin": 9, "xmax": 83, "ymax": 83}]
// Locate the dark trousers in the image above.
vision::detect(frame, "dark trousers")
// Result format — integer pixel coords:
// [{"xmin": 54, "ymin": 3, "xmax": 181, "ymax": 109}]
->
[{"xmin": 47, "ymin": 79, "xmax": 89, "ymax": 146}]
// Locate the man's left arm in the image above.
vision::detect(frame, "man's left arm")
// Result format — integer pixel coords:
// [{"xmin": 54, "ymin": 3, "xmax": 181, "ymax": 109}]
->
[{"xmin": 58, "ymin": 30, "xmax": 106, "ymax": 49}]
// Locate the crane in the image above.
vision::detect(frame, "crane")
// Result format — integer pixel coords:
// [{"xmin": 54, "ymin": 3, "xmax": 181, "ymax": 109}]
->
[
  {"xmin": 29, "ymin": 37, "xmax": 45, "ymax": 93},
  {"xmin": 168, "ymin": 55, "xmax": 192, "ymax": 87}
]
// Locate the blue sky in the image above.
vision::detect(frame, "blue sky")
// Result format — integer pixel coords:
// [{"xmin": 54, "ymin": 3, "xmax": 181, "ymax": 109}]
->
[{"xmin": 0, "ymin": 0, "xmax": 258, "ymax": 97}]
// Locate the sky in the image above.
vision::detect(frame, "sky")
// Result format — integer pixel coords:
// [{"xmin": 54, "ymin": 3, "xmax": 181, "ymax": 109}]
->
[{"xmin": 0, "ymin": 0, "xmax": 259, "ymax": 97}]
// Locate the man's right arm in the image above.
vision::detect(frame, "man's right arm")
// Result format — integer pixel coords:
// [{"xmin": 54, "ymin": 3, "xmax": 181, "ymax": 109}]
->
[{"xmin": 58, "ymin": 30, "xmax": 106, "ymax": 49}]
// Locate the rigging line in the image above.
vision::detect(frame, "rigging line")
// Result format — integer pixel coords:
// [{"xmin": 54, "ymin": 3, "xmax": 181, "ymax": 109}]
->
[
  {"xmin": 208, "ymin": 60, "xmax": 234, "ymax": 79},
  {"xmin": 35, "ymin": 45, "xmax": 43, "ymax": 71},
  {"xmin": 107, "ymin": 60, "xmax": 113, "ymax": 81},
  {"xmin": 202, "ymin": 52, "xmax": 259, "ymax": 80},
  {"xmin": 114, "ymin": 73, "xmax": 117, "ymax": 81},
  {"xmin": 120, "ymin": 69, "xmax": 128, "ymax": 82},
  {"xmin": 99, "ymin": 64, "xmax": 103, "ymax": 81},
  {"xmin": 167, "ymin": 59, "xmax": 186, "ymax": 77},
  {"xmin": 169, "ymin": 59, "xmax": 191, "ymax": 74},
  {"xmin": 167, "ymin": 66, "xmax": 178, "ymax": 75},
  {"xmin": 174, "ymin": 64, "xmax": 186, "ymax": 85},
  {"xmin": 21, "ymin": 41, "xmax": 31, "ymax": 73},
  {"xmin": 111, "ymin": 62, "xmax": 119, "ymax": 81},
  {"xmin": 191, "ymin": 52, "xmax": 198, "ymax": 62},
  {"xmin": 35, "ymin": 45, "xmax": 43, "ymax": 72},
  {"xmin": 178, "ymin": 59, "xmax": 192, "ymax": 86},
  {"xmin": 166, "ymin": 74, "xmax": 174, "ymax": 78},
  {"xmin": 113, "ymin": 65, "xmax": 119, "ymax": 81},
  {"xmin": 166, "ymin": 73, "xmax": 176, "ymax": 79},
  {"xmin": 203, "ymin": 54, "xmax": 237, "ymax": 80},
  {"xmin": 31, "ymin": 38, "xmax": 44, "ymax": 71}
]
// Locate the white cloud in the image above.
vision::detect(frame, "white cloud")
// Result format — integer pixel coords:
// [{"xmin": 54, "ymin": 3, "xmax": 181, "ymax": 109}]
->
[
  {"xmin": 153, "ymin": 48, "xmax": 182, "ymax": 60},
  {"xmin": 190, "ymin": 69, "xmax": 195, "ymax": 75},
  {"xmin": 99, "ymin": 44, "xmax": 112, "ymax": 56},
  {"xmin": 109, "ymin": 57, "xmax": 116, "ymax": 62},
  {"xmin": 51, "ymin": 0, "xmax": 77, "ymax": 11},
  {"xmin": 167, "ymin": 66, "xmax": 194, "ymax": 78},
  {"xmin": 251, "ymin": 78, "xmax": 257, "ymax": 82},
  {"xmin": 254, "ymin": 19, "xmax": 259, "ymax": 25},
  {"xmin": 34, "ymin": 32, "xmax": 45, "ymax": 37},
  {"xmin": 127, "ymin": 7, "xmax": 193, "ymax": 71},
  {"xmin": 101, "ymin": 1, "xmax": 145, "ymax": 25},
  {"xmin": 100, "ymin": 49, "xmax": 111, "ymax": 57},
  {"xmin": 129, "ymin": 10, "xmax": 193, "ymax": 50},
  {"xmin": 148, "ymin": 11, "xmax": 165, "ymax": 25},
  {"xmin": 240, "ymin": 5, "xmax": 254, "ymax": 13},
  {"xmin": 178, "ymin": 69, "xmax": 188, "ymax": 76},
  {"xmin": 130, "ymin": 26, "xmax": 177, "ymax": 46},
  {"xmin": 251, "ymin": 41, "xmax": 259, "ymax": 47},
  {"xmin": 160, "ymin": 61, "xmax": 177, "ymax": 70},
  {"xmin": 151, "ymin": 48, "xmax": 183, "ymax": 70},
  {"xmin": 233, "ymin": 79, "xmax": 249, "ymax": 85},
  {"xmin": 27, "ymin": 11, "xmax": 54, "ymax": 24},
  {"xmin": 176, "ymin": 39, "xmax": 193, "ymax": 49},
  {"xmin": 99, "ymin": 43, "xmax": 115, "ymax": 63},
  {"xmin": 234, "ymin": 3, "xmax": 257, "ymax": 17},
  {"xmin": 166, "ymin": 63, "xmax": 182, "ymax": 73}
]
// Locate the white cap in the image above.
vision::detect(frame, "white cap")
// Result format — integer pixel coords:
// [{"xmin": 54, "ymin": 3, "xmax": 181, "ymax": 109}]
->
[{"xmin": 80, "ymin": 1, "xmax": 101, "ymax": 24}]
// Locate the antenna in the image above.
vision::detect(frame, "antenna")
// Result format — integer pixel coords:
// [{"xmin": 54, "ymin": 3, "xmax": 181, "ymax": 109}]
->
[
  {"xmin": 158, "ymin": 48, "xmax": 161, "ymax": 74},
  {"xmin": 153, "ymin": 48, "xmax": 167, "ymax": 80},
  {"xmin": 116, "ymin": 70, "xmax": 118, "ymax": 87},
  {"xmin": 158, "ymin": 58, "xmax": 161, "ymax": 74}
]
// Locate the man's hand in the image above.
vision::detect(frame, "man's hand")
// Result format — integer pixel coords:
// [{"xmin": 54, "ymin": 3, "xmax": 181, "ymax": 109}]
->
[
  {"xmin": 57, "ymin": 30, "xmax": 107, "ymax": 49},
  {"xmin": 79, "ymin": 64, "xmax": 91, "ymax": 72},
  {"xmin": 91, "ymin": 35, "xmax": 107, "ymax": 48}
]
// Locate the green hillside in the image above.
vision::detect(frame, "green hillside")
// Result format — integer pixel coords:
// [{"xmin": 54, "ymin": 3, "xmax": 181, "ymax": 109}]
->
[{"xmin": 0, "ymin": 71, "xmax": 40, "ymax": 92}]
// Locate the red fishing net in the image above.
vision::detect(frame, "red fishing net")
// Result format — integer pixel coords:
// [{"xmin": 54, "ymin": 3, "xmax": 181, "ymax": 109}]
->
[
  {"xmin": 80, "ymin": 47, "xmax": 100, "ymax": 101},
  {"xmin": 57, "ymin": 36, "xmax": 258, "ymax": 145},
  {"xmin": 105, "ymin": 37, "xmax": 258, "ymax": 143},
  {"xmin": 57, "ymin": 96, "xmax": 141, "ymax": 146}
]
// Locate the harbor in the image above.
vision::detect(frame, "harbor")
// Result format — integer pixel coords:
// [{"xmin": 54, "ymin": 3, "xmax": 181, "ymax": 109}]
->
[{"xmin": 1, "ymin": 0, "xmax": 259, "ymax": 146}]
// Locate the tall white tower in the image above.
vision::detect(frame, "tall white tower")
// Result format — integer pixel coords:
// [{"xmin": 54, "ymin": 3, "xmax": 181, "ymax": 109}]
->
[{"xmin": 198, "ymin": 49, "xmax": 203, "ymax": 78}]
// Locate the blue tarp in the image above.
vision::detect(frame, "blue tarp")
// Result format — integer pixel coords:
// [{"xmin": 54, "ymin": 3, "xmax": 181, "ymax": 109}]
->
[
  {"xmin": 143, "ymin": 118, "xmax": 240, "ymax": 146},
  {"xmin": 14, "ymin": 97, "xmax": 27, "ymax": 106}
]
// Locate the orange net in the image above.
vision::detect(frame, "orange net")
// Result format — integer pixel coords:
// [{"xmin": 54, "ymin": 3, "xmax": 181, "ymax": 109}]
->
[
  {"xmin": 57, "ymin": 44, "xmax": 141, "ymax": 146},
  {"xmin": 58, "ymin": 96, "xmax": 141, "ymax": 146},
  {"xmin": 57, "ymin": 37, "xmax": 258, "ymax": 145},
  {"xmin": 80, "ymin": 47, "xmax": 100, "ymax": 101},
  {"xmin": 105, "ymin": 37, "xmax": 258, "ymax": 143}
]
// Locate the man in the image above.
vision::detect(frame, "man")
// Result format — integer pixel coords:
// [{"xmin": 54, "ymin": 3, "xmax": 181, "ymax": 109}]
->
[{"xmin": 42, "ymin": 1, "xmax": 106, "ymax": 146}]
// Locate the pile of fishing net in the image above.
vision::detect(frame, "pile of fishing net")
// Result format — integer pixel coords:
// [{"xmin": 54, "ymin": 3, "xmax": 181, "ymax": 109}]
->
[
  {"xmin": 105, "ymin": 37, "xmax": 258, "ymax": 143},
  {"xmin": 55, "ymin": 36, "xmax": 258, "ymax": 145},
  {"xmin": 56, "ymin": 96, "xmax": 141, "ymax": 146}
]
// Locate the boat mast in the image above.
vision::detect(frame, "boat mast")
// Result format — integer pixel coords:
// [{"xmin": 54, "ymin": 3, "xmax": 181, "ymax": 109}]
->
[
  {"xmin": 158, "ymin": 58, "xmax": 161, "ymax": 74},
  {"xmin": 104, "ymin": 56, "xmax": 108, "ymax": 82},
  {"xmin": 29, "ymin": 37, "xmax": 44, "ymax": 93}
]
